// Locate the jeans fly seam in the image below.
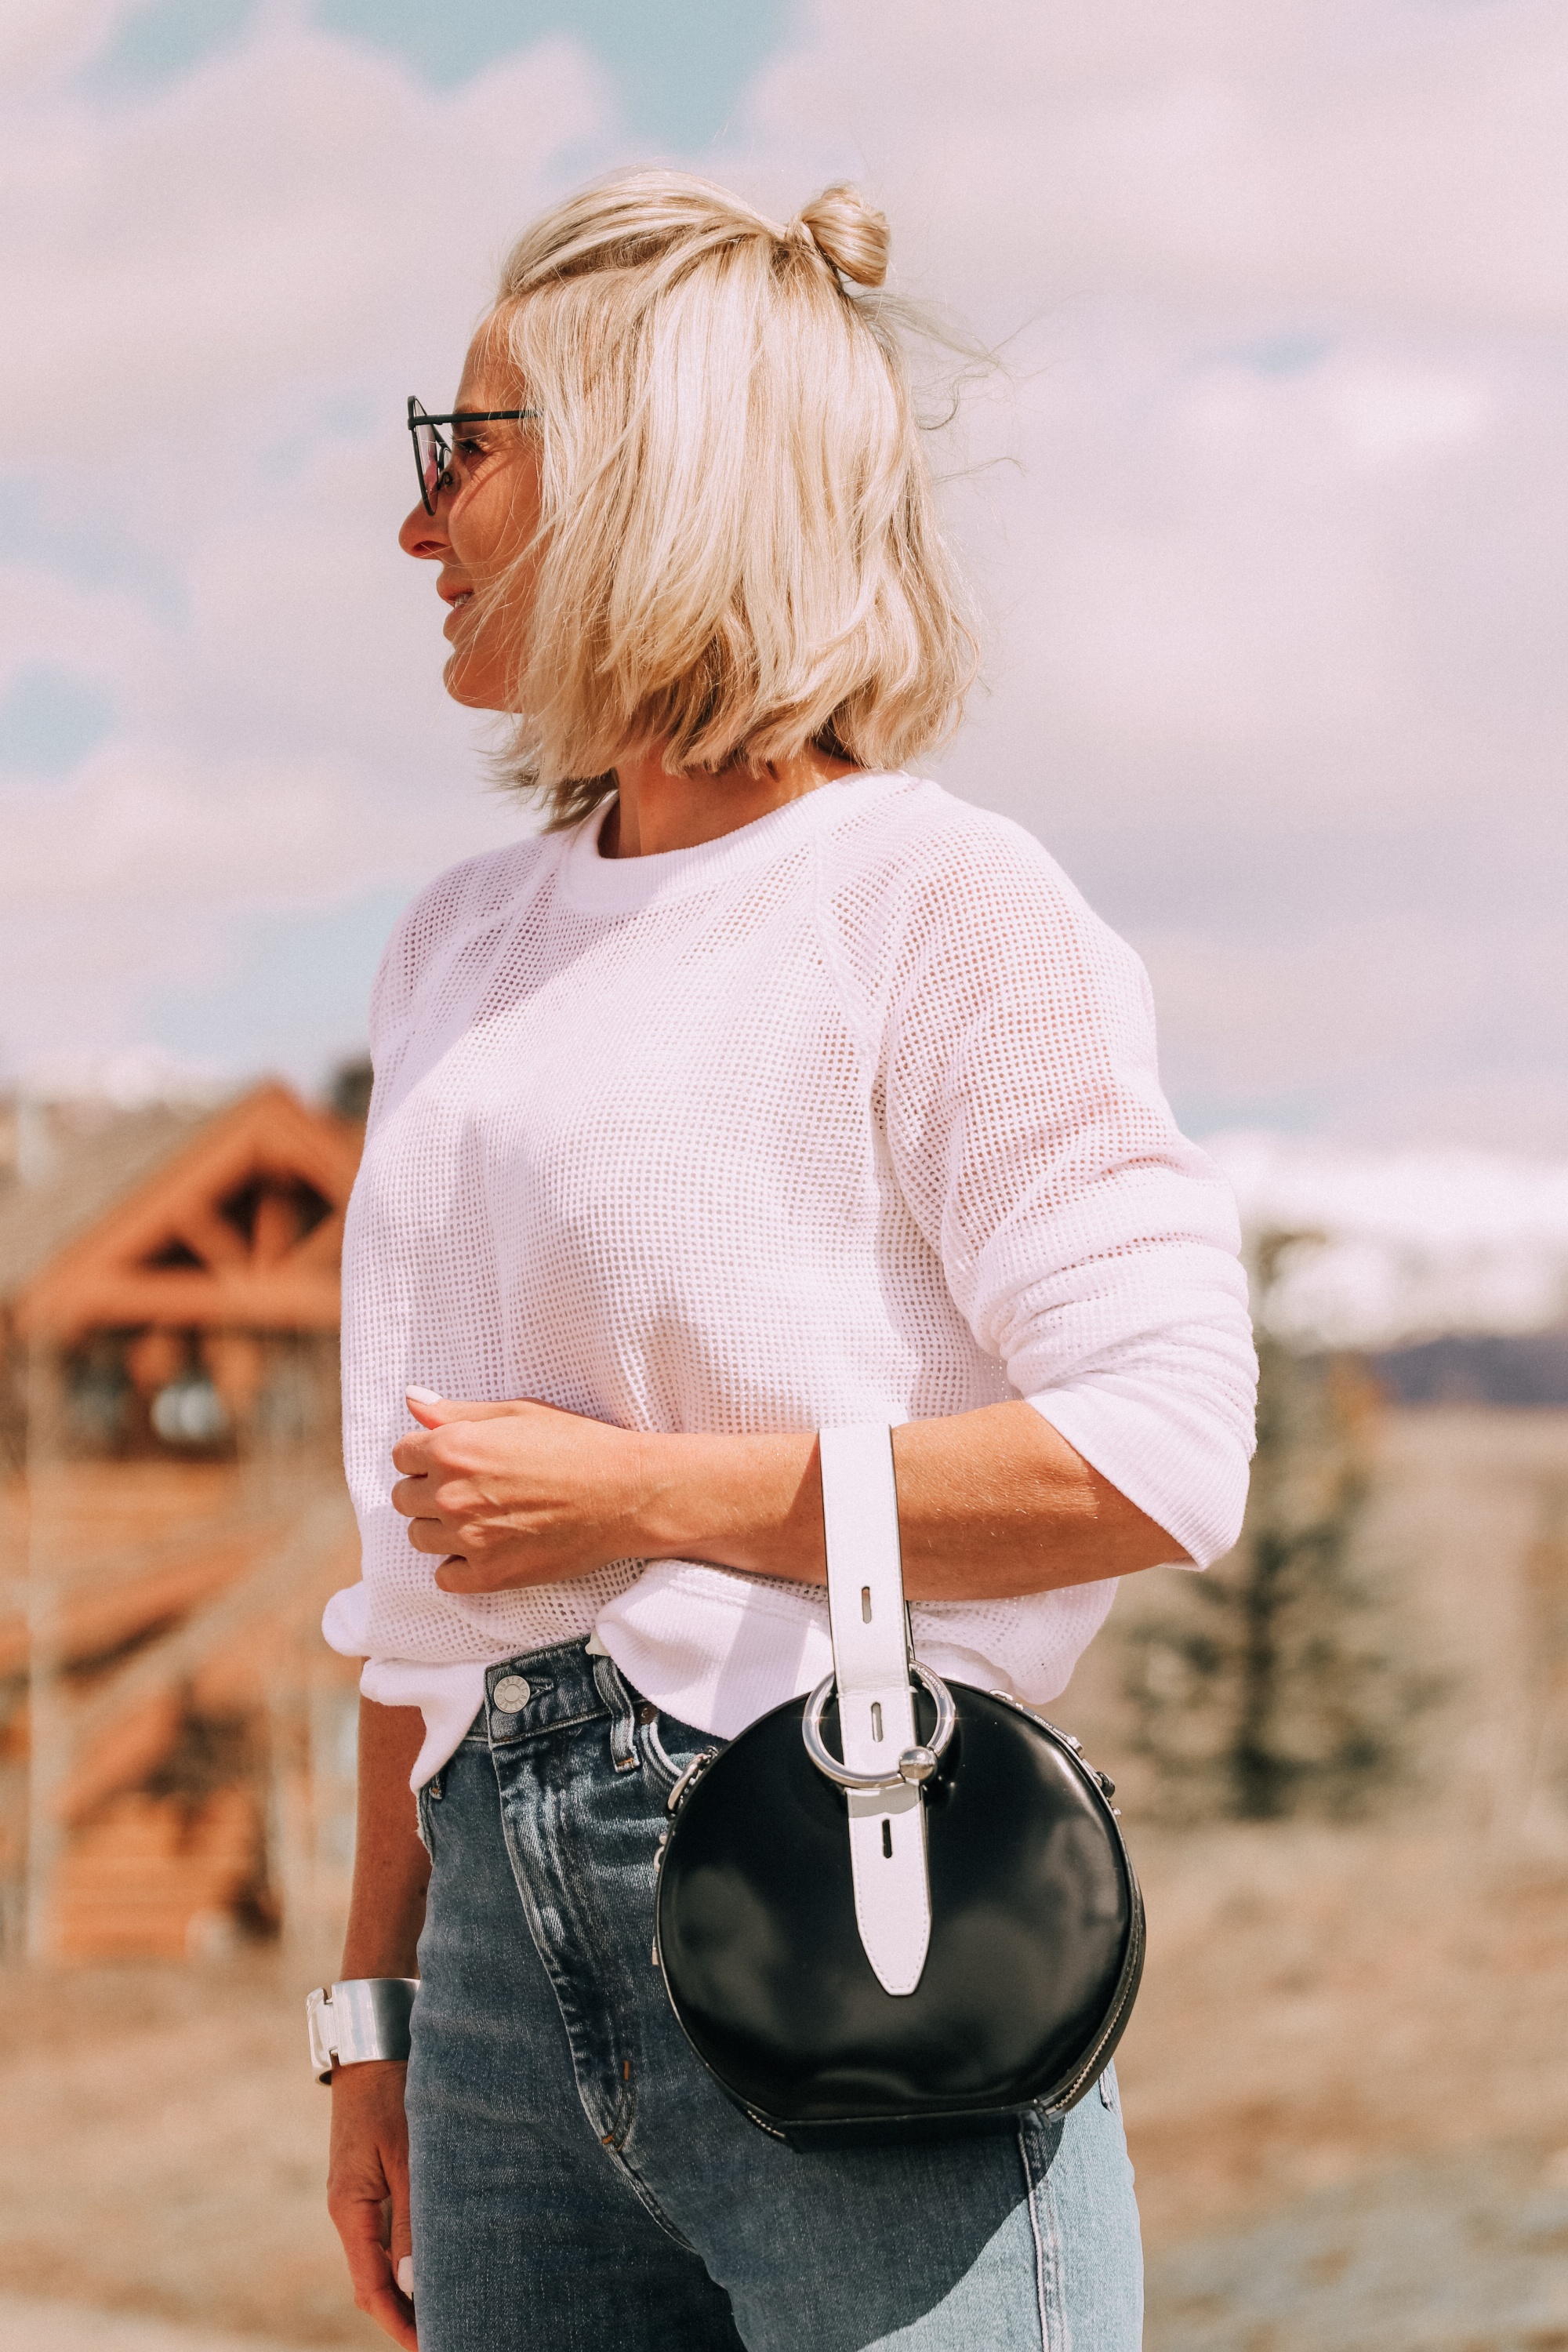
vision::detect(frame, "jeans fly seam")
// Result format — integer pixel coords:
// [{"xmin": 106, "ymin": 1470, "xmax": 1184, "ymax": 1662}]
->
[
  {"xmin": 604, "ymin": 2054, "xmax": 637, "ymax": 2149},
  {"xmin": 598, "ymin": 2128, "xmax": 705, "ymax": 2256},
  {"xmin": 1019, "ymin": 2118, "xmax": 1053, "ymax": 2352},
  {"xmin": 593, "ymin": 1650, "xmax": 642, "ymax": 1769},
  {"xmin": 485, "ymin": 1747, "xmax": 701, "ymax": 2256}
]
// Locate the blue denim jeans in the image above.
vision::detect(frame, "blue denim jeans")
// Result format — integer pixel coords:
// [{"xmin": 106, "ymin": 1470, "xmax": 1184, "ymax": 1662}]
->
[{"xmin": 406, "ymin": 1639, "xmax": 1143, "ymax": 2350}]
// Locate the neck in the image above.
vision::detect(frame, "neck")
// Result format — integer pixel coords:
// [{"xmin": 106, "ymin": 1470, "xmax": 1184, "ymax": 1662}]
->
[{"xmin": 601, "ymin": 742, "xmax": 862, "ymax": 858}]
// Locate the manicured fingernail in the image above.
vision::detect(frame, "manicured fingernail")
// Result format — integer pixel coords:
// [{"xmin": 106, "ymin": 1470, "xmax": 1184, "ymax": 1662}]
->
[
  {"xmin": 397, "ymin": 2256, "xmax": 415, "ymax": 2296},
  {"xmin": 406, "ymin": 1386, "xmax": 441, "ymax": 1403}
]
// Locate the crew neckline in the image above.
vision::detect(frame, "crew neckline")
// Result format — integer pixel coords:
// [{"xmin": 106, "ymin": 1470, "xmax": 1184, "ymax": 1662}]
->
[{"xmin": 555, "ymin": 771, "xmax": 908, "ymax": 913}]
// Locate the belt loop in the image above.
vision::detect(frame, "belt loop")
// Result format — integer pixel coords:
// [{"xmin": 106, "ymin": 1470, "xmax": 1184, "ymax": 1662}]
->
[{"xmin": 593, "ymin": 1650, "xmax": 641, "ymax": 1772}]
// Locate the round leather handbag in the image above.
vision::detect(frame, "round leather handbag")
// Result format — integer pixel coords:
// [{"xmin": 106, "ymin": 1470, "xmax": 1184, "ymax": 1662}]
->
[{"xmin": 655, "ymin": 1425, "xmax": 1145, "ymax": 2147}]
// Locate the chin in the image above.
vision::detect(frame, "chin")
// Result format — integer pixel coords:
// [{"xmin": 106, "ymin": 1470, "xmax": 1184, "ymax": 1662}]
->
[{"xmin": 441, "ymin": 656, "xmax": 493, "ymax": 710}]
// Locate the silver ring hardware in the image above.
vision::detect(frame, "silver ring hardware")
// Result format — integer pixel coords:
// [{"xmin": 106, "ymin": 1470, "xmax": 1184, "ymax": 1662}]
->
[{"xmin": 801, "ymin": 1662, "xmax": 956, "ymax": 1792}]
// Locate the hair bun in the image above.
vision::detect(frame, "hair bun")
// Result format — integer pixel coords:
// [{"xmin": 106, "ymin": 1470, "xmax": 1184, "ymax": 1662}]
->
[{"xmin": 791, "ymin": 184, "xmax": 889, "ymax": 289}]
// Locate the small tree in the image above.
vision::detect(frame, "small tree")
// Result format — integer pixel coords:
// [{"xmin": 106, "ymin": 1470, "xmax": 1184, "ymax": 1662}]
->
[{"xmin": 1125, "ymin": 1231, "xmax": 1424, "ymax": 1821}]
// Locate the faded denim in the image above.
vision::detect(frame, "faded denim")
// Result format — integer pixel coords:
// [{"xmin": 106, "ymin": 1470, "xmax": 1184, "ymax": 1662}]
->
[{"xmin": 406, "ymin": 1639, "xmax": 1143, "ymax": 2350}]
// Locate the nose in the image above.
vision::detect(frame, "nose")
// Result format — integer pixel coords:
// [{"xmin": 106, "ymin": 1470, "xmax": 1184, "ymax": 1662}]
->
[{"xmin": 399, "ymin": 498, "xmax": 448, "ymax": 560}]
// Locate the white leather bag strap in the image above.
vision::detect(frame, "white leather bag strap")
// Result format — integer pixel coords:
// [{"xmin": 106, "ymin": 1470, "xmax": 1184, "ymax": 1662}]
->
[{"xmin": 818, "ymin": 1424, "xmax": 931, "ymax": 1998}]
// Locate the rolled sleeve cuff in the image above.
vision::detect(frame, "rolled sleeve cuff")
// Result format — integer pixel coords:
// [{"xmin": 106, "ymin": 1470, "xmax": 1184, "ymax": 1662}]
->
[{"xmin": 1024, "ymin": 1380, "xmax": 1250, "ymax": 1570}]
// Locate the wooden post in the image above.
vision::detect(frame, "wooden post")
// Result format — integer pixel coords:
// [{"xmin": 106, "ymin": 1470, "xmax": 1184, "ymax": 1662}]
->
[{"xmin": 24, "ymin": 1338, "xmax": 66, "ymax": 1962}]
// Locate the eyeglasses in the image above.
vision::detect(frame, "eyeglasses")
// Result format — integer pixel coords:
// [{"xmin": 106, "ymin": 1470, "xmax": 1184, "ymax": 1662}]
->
[{"xmin": 407, "ymin": 395, "xmax": 539, "ymax": 515}]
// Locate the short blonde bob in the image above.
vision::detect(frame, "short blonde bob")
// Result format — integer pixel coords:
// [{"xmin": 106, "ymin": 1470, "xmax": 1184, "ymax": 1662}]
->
[{"xmin": 477, "ymin": 170, "xmax": 978, "ymax": 826}]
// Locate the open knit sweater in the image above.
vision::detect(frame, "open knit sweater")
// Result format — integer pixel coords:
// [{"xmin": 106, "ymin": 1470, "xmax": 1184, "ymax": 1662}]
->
[{"xmin": 323, "ymin": 771, "xmax": 1257, "ymax": 1787}]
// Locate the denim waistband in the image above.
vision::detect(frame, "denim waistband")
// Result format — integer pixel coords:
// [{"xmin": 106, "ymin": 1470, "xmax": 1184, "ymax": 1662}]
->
[{"xmin": 459, "ymin": 1638, "xmax": 651, "ymax": 1772}]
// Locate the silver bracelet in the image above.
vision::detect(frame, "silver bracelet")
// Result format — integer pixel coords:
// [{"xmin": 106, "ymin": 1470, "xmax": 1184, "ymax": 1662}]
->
[{"xmin": 307, "ymin": 1977, "xmax": 419, "ymax": 2084}]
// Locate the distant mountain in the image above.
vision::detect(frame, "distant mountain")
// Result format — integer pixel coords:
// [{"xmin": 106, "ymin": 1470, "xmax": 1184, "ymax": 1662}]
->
[{"xmin": 1367, "ymin": 1330, "xmax": 1568, "ymax": 1407}]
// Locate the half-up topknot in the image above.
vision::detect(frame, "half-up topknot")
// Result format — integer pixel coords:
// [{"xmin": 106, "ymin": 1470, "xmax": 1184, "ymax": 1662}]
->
[{"xmin": 786, "ymin": 184, "xmax": 890, "ymax": 289}]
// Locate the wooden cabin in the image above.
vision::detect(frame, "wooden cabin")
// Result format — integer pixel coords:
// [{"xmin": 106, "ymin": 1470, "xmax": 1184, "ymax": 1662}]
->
[{"xmin": 0, "ymin": 1083, "xmax": 365, "ymax": 1965}]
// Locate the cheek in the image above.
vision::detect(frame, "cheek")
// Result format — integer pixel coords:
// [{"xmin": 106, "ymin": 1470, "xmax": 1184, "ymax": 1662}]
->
[
  {"xmin": 446, "ymin": 488, "xmax": 502, "ymax": 576},
  {"xmin": 450, "ymin": 465, "xmax": 540, "ymax": 577}
]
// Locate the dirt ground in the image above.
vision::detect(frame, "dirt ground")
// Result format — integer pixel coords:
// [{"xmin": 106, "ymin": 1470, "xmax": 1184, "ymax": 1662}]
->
[
  {"xmin": 1123, "ymin": 1824, "xmax": 1568, "ymax": 2350},
  {"xmin": 3, "ymin": 1406, "xmax": 1563, "ymax": 2347},
  {"xmin": 0, "ymin": 1814, "xmax": 1563, "ymax": 2350}
]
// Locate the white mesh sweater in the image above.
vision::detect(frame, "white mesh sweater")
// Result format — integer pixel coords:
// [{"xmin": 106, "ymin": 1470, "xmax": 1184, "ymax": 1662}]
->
[{"xmin": 323, "ymin": 771, "xmax": 1256, "ymax": 1786}]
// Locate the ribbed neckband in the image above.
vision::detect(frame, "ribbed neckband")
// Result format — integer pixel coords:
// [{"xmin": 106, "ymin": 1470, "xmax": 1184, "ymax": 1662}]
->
[{"xmin": 555, "ymin": 771, "xmax": 908, "ymax": 914}]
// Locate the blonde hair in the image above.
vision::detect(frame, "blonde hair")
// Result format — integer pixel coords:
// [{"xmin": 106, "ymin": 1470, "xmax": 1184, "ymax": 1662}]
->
[{"xmin": 477, "ymin": 170, "xmax": 978, "ymax": 826}]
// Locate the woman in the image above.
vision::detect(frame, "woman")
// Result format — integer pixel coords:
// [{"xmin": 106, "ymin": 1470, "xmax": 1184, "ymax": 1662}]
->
[{"xmin": 322, "ymin": 172, "xmax": 1254, "ymax": 2352}]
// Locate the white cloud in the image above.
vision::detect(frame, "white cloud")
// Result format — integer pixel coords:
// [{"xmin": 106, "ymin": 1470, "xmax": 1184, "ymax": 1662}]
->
[
  {"xmin": 0, "ymin": 0, "xmax": 124, "ymax": 85},
  {"xmin": 0, "ymin": 0, "xmax": 1563, "ymax": 1150},
  {"xmin": 1328, "ymin": 366, "xmax": 1491, "ymax": 466},
  {"xmin": 0, "ymin": 20, "xmax": 612, "ymax": 1066},
  {"xmin": 5, "ymin": 29, "xmax": 615, "ymax": 437},
  {"xmin": 746, "ymin": 0, "xmax": 1568, "ymax": 329}
]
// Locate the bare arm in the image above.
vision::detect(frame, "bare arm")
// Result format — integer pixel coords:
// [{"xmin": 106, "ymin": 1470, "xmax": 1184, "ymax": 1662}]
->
[
  {"xmin": 325, "ymin": 1700, "xmax": 430, "ymax": 2351},
  {"xmin": 391, "ymin": 1392, "xmax": 1186, "ymax": 1601}
]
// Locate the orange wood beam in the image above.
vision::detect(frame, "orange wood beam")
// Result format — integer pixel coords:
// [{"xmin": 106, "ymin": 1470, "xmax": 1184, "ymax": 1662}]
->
[
  {"xmin": 19, "ymin": 1269, "xmax": 343, "ymax": 1341},
  {"xmin": 0, "ymin": 1525, "xmax": 283, "ymax": 1678},
  {"xmin": 54, "ymin": 1690, "xmax": 184, "ymax": 1828},
  {"xmin": 173, "ymin": 1205, "xmax": 251, "ymax": 1270},
  {"xmin": 286, "ymin": 1207, "xmax": 347, "ymax": 1269}
]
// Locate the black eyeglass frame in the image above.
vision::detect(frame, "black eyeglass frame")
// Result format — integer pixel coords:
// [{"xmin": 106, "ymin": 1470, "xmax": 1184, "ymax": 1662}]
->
[{"xmin": 407, "ymin": 396, "xmax": 539, "ymax": 514}]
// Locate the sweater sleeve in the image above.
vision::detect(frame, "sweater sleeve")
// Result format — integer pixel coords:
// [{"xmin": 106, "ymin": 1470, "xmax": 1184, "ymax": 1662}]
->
[{"xmin": 877, "ymin": 818, "xmax": 1256, "ymax": 1568}]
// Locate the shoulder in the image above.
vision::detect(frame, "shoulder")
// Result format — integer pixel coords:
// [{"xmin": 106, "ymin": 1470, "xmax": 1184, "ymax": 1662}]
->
[
  {"xmin": 818, "ymin": 773, "xmax": 1129, "ymax": 981},
  {"xmin": 383, "ymin": 833, "xmax": 557, "ymax": 964}
]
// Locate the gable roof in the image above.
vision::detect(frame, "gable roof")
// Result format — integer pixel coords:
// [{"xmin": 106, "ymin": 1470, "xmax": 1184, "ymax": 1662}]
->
[
  {"xmin": 0, "ymin": 1105, "xmax": 213, "ymax": 1303},
  {"xmin": 4, "ymin": 1083, "xmax": 362, "ymax": 1340}
]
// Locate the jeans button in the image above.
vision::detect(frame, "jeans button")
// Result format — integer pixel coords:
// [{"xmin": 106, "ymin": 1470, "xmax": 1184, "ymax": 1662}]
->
[{"xmin": 493, "ymin": 1675, "xmax": 532, "ymax": 1712}]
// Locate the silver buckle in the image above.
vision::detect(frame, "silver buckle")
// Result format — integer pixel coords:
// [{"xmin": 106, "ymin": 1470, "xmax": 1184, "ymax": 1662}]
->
[{"xmin": 801, "ymin": 1661, "xmax": 956, "ymax": 1791}]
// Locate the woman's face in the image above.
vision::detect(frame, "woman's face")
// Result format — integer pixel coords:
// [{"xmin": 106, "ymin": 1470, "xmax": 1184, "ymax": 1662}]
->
[{"xmin": 398, "ymin": 341, "xmax": 542, "ymax": 711}]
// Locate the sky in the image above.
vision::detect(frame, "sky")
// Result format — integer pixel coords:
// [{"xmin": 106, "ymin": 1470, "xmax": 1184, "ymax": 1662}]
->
[{"xmin": 3, "ymin": 0, "xmax": 1566, "ymax": 1154}]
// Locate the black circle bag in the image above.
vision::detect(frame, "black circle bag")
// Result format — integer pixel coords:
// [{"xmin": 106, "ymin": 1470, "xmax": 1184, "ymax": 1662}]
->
[{"xmin": 655, "ymin": 1425, "xmax": 1145, "ymax": 2147}]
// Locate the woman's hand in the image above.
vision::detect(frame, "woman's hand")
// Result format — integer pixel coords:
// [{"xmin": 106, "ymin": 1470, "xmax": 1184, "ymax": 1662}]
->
[
  {"xmin": 391, "ymin": 1391, "xmax": 658, "ymax": 1594},
  {"xmin": 326, "ymin": 2060, "xmax": 416, "ymax": 2349}
]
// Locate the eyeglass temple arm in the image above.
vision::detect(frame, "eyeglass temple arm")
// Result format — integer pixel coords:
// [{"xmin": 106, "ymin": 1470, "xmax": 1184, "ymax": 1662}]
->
[{"xmin": 406, "ymin": 409, "xmax": 539, "ymax": 430}]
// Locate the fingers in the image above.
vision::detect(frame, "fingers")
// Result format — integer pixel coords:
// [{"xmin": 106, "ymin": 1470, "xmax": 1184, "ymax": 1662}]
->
[
  {"xmin": 390, "ymin": 1472, "xmax": 468, "ymax": 1528},
  {"xmin": 360, "ymin": 2275, "xmax": 419, "ymax": 2350},
  {"xmin": 405, "ymin": 1387, "xmax": 546, "ymax": 1428},
  {"xmin": 328, "ymin": 2191, "xmax": 417, "ymax": 2349},
  {"xmin": 392, "ymin": 1394, "xmax": 558, "ymax": 1475},
  {"xmin": 390, "ymin": 2158, "xmax": 416, "ymax": 2326},
  {"xmin": 434, "ymin": 1556, "xmax": 484, "ymax": 1592},
  {"xmin": 390, "ymin": 1475, "xmax": 426, "ymax": 1519},
  {"xmin": 328, "ymin": 2082, "xmax": 417, "ymax": 2348},
  {"xmin": 407, "ymin": 1518, "xmax": 463, "ymax": 1557},
  {"xmin": 391, "ymin": 1421, "xmax": 506, "ymax": 1476},
  {"xmin": 434, "ymin": 1554, "xmax": 524, "ymax": 1593},
  {"xmin": 390, "ymin": 1468, "xmax": 465, "ymax": 1560},
  {"xmin": 404, "ymin": 1386, "xmax": 466, "ymax": 1428}
]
